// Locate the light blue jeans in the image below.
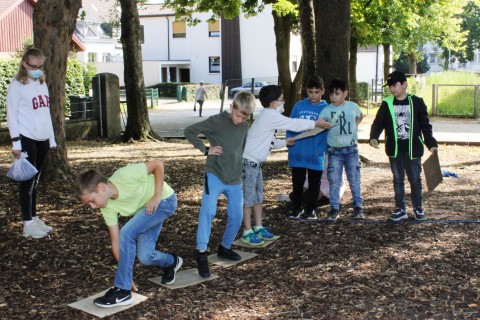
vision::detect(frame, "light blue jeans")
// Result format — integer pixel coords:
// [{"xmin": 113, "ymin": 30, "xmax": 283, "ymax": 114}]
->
[
  {"xmin": 327, "ymin": 145, "xmax": 363, "ymax": 210},
  {"xmin": 197, "ymin": 172, "xmax": 243, "ymax": 251},
  {"xmin": 242, "ymin": 158, "xmax": 263, "ymax": 207},
  {"xmin": 114, "ymin": 193, "xmax": 177, "ymax": 291}
]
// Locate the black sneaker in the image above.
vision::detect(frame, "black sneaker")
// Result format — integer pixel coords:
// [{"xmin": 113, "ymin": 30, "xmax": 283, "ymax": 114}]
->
[
  {"xmin": 161, "ymin": 255, "xmax": 183, "ymax": 285},
  {"xmin": 326, "ymin": 208, "xmax": 340, "ymax": 221},
  {"xmin": 217, "ymin": 244, "xmax": 241, "ymax": 261},
  {"xmin": 93, "ymin": 287, "xmax": 133, "ymax": 308},
  {"xmin": 303, "ymin": 208, "xmax": 318, "ymax": 220},
  {"xmin": 196, "ymin": 251, "xmax": 210, "ymax": 278},
  {"xmin": 289, "ymin": 206, "xmax": 304, "ymax": 219},
  {"xmin": 351, "ymin": 206, "xmax": 365, "ymax": 219}
]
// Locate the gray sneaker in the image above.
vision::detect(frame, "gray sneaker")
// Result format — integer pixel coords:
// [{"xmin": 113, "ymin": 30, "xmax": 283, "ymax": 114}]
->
[
  {"xmin": 351, "ymin": 206, "xmax": 365, "ymax": 220},
  {"xmin": 326, "ymin": 208, "xmax": 339, "ymax": 221},
  {"xmin": 33, "ymin": 216, "xmax": 53, "ymax": 233},
  {"xmin": 23, "ymin": 222, "xmax": 48, "ymax": 239}
]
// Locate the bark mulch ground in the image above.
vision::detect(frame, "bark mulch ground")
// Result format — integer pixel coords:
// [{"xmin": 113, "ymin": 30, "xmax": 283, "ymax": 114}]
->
[{"xmin": 0, "ymin": 140, "xmax": 479, "ymax": 319}]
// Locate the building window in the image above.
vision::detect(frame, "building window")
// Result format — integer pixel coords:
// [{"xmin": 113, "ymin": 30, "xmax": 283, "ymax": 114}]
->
[
  {"xmin": 172, "ymin": 21, "xmax": 186, "ymax": 38},
  {"xmin": 88, "ymin": 52, "xmax": 96, "ymax": 63},
  {"xmin": 208, "ymin": 20, "xmax": 220, "ymax": 37},
  {"xmin": 102, "ymin": 53, "xmax": 110, "ymax": 62},
  {"xmin": 291, "ymin": 55, "xmax": 298, "ymax": 72},
  {"xmin": 429, "ymin": 54, "xmax": 436, "ymax": 64},
  {"xmin": 209, "ymin": 56, "xmax": 220, "ymax": 73}
]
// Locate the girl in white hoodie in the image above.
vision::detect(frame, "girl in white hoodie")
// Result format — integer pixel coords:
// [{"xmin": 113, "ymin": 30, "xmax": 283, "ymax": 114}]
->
[{"xmin": 7, "ymin": 47, "xmax": 56, "ymax": 239}]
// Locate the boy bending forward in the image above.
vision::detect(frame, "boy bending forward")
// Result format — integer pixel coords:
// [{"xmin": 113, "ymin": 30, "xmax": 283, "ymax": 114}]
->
[{"xmin": 75, "ymin": 160, "xmax": 182, "ymax": 308}]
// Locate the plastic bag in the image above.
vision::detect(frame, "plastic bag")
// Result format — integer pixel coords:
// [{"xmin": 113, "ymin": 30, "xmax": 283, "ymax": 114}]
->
[{"xmin": 7, "ymin": 152, "xmax": 38, "ymax": 181}]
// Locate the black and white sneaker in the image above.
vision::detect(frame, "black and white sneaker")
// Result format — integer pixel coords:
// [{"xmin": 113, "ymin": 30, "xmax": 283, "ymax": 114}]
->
[
  {"xmin": 161, "ymin": 255, "xmax": 183, "ymax": 284},
  {"xmin": 93, "ymin": 287, "xmax": 133, "ymax": 308},
  {"xmin": 289, "ymin": 206, "xmax": 304, "ymax": 219},
  {"xmin": 303, "ymin": 208, "xmax": 318, "ymax": 220}
]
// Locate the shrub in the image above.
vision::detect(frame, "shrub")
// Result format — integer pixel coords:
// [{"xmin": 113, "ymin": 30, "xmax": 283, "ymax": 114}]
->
[
  {"xmin": 0, "ymin": 59, "xmax": 19, "ymax": 121},
  {"xmin": 357, "ymin": 82, "xmax": 369, "ymax": 100},
  {"xmin": 149, "ymin": 82, "xmax": 222, "ymax": 102}
]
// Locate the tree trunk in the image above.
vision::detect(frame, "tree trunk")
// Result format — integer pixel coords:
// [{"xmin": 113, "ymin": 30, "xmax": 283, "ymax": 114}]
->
[
  {"xmin": 382, "ymin": 43, "xmax": 391, "ymax": 81},
  {"xmin": 272, "ymin": 11, "xmax": 303, "ymax": 116},
  {"xmin": 314, "ymin": 0, "xmax": 351, "ymax": 103},
  {"xmin": 408, "ymin": 52, "xmax": 417, "ymax": 75},
  {"xmin": 32, "ymin": 0, "xmax": 82, "ymax": 180},
  {"xmin": 118, "ymin": 0, "xmax": 155, "ymax": 141},
  {"xmin": 298, "ymin": 0, "xmax": 316, "ymax": 97},
  {"xmin": 348, "ymin": 29, "xmax": 358, "ymax": 102}
]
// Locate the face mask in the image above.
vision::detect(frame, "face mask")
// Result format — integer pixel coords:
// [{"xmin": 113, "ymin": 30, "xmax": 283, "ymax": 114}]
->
[
  {"xmin": 28, "ymin": 70, "xmax": 44, "ymax": 79},
  {"xmin": 276, "ymin": 104, "xmax": 285, "ymax": 114}
]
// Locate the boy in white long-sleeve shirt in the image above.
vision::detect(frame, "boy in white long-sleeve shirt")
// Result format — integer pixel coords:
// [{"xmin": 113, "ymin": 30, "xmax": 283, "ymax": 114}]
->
[{"xmin": 241, "ymin": 85, "xmax": 330, "ymax": 245}]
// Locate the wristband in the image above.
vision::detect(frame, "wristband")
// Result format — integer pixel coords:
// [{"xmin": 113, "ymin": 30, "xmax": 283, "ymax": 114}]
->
[
  {"xmin": 204, "ymin": 147, "xmax": 209, "ymax": 155},
  {"xmin": 11, "ymin": 136, "xmax": 21, "ymax": 142}
]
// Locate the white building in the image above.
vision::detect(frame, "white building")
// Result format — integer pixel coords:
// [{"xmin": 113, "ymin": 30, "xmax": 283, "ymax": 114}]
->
[
  {"xmin": 424, "ymin": 43, "xmax": 480, "ymax": 72},
  {"xmin": 78, "ymin": 1, "xmax": 383, "ymax": 88},
  {"xmin": 75, "ymin": 0, "xmax": 123, "ymax": 64}
]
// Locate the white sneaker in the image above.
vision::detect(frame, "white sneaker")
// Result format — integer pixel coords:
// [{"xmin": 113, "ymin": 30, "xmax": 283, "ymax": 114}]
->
[
  {"xmin": 33, "ymin": 216, "xmax": 53, "ymax": 233},
  {"xmin": 23, "ymin": 222, "xmax": 48, "ymax": 239}
]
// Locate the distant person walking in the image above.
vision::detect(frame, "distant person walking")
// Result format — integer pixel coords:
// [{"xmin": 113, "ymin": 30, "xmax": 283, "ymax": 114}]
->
[{"xmin": 195, "ymin": 81, "xmax": 208, "ymax": 117}]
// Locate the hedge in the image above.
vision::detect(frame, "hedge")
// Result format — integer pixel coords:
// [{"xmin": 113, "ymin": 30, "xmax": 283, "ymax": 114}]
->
[
  {"xmin": 0, "ymin": 58, "xmax": 88, "ymax": 121},
  {"xmin": 148, "ymin": 82, "xmax": 222, "ymax": 101}
]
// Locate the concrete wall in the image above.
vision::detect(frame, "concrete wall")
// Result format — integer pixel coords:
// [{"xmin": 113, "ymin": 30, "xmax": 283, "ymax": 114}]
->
[
  {"xmin": 356, "ymin": 46, "xmax": 385, "ymax": 84},
  {"xmin": 0, "ymin": 120, "xmax": 99, "ymax": 144},
  {"xmin": 95, "ymin": 61, "xmax": 164, "ymax": 87},
  {"xmin": 238, "ymin": 7, "xmax": 278, "ymax": 79}
]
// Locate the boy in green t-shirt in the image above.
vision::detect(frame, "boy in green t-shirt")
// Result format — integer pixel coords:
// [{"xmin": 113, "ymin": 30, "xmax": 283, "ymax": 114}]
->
[{"xmin": 74, "ymin": 160, "xmax": 182, "ymax": 308}]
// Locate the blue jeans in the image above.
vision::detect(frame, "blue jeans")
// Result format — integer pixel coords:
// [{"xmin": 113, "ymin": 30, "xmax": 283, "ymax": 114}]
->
[
  {"xmin": 389, "ymin": 152, "xmax": 423, "ymax": 209},
  {"xmin": 197, "ymin": 173, "xmax": 243, "ymax": 251},
  {"xmin": 114, "ymin": 193, "xmax": 177, "ymax": 291},
  {"xmin": 327, "ymin": 145, "xmax": 362, "ymax": 210}
]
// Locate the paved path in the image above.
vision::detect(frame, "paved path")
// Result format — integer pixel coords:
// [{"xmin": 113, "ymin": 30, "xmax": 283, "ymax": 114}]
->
[{"xmin": 149, "ymin": 99, "xmax": 480, "ymax": 145}]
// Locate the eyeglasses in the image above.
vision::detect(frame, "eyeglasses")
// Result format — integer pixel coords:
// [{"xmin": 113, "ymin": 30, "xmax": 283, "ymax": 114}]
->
[{"xmin": 24, "ymin": 60, "xmax": 45, "ymax": 70}]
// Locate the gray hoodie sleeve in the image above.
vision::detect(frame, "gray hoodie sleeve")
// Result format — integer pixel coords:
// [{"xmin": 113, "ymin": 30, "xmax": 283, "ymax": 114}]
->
[{"xmin": 184, "ymin": 117, "xmax": 214, "ymax": 154}]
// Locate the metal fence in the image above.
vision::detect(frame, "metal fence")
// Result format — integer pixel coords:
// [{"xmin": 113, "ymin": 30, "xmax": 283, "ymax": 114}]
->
[{"xmin": 432, "ymin": 84, "xmax": 479, "ymax": 118}]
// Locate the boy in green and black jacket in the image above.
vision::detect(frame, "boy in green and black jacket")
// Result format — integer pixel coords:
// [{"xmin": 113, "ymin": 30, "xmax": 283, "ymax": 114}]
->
[{"xmin": 369, "ymin": 71, "xmax": 438, "ymax": 221}]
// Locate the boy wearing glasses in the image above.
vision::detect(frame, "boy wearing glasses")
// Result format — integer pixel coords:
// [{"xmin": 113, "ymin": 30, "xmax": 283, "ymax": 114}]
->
[{"xmin": 240, "ymin": 85, "xmax": 330, "ymax": 245}]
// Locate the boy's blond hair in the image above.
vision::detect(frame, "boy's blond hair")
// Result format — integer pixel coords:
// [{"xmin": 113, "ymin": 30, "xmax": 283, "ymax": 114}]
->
[
  {"xmin": 74, "ymin": 169, "xmax": 108, "ymax": 198},
  {"xmin": 232, "ymin": 91, "xmax": 255, "ymax": 116}
]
